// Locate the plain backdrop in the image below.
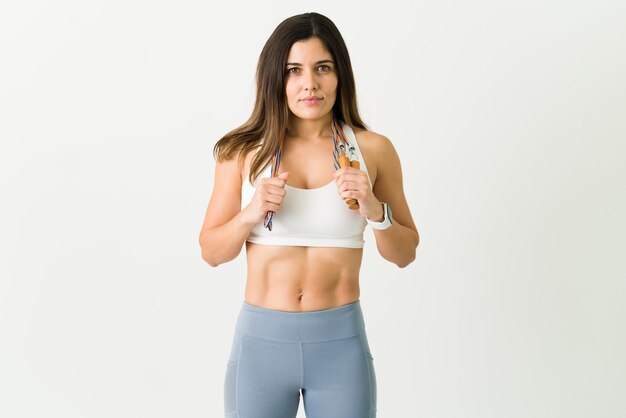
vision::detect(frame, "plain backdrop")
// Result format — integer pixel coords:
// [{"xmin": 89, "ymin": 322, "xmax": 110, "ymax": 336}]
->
[{"xmin": 1, "ymin": 0, "xmax": 625, "ymax": 417}]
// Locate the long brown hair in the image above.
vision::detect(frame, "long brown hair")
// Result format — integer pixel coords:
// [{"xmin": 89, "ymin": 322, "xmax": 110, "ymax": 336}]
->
[{"xmin": 212, "ymin": 12, "xmax": 368, "ymax": 185}]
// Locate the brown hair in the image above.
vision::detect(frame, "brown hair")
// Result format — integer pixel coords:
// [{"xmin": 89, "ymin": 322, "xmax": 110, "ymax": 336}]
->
[{"xmin": 212, "ymin": 12, "xmax": 368, "ymax": 185}]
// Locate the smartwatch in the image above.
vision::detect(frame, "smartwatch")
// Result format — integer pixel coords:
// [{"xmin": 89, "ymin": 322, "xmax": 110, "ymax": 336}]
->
[{"xmin": 368, "ymin": 202, "xmax": 393, "ymax": 230}]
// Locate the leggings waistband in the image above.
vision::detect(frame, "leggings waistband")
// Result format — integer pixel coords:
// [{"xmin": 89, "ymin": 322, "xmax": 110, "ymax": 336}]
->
[{"xmin": 235, "ymin": 299, "xmax": 365, "ymax": 343}]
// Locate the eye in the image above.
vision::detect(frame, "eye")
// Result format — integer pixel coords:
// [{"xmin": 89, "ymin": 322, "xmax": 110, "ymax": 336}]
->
[
  {"xmin": 318, "ymin": 65, "xmax": 331, "ymax": 71},
  {"xmin": 286, "ymin": 67, "xmax": 300, "ymax": 74}
]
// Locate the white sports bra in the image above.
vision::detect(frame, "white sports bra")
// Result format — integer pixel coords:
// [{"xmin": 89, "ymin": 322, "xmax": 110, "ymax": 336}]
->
[{"xmin": 241, "ymin": 122, "xmax": 373, "ymax": 248}]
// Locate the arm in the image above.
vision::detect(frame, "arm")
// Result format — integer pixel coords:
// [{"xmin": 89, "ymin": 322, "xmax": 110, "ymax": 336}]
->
[
  {"xmin": 368, "ymin": 134, "xmax": 420, "ymax": 268},
  {"xmin": 199, "ymin": 150, "xmax": 292, "ymax": 267},
  {"xmin": 198, "ymin": 154, "xmax": 254, "ymax": 267},
  {"xmin": 334, "ymin": 131, "xmax": 419, "ymax": 267}
]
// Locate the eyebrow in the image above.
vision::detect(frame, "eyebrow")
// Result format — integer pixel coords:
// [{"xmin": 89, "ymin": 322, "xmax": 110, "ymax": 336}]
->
[{"xmin": 286, "ymin": 60, "xmax": 335, "ymax": 66}]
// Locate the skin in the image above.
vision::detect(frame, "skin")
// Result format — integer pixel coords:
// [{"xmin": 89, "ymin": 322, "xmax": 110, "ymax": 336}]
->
[{"xmin": 200, "ymin": 37, "xmax": 419, "ymax": 312}]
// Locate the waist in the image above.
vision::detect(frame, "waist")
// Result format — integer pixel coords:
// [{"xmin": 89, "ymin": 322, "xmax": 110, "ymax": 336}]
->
[{"xmin": 235, "ymin": 299, "xmax": 365, "ymax": 343}]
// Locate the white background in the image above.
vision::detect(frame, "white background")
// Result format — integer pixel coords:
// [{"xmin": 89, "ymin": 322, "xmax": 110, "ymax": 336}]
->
[{"xmin": 1, "ymin": 0, "xmax": 625, "ymax": 417}]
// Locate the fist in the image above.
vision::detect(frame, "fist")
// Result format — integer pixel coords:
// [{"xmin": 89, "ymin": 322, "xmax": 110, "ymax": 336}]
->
[{"xmin": 242, "ymin": 171, "xmax": 291, "ymax": 224}]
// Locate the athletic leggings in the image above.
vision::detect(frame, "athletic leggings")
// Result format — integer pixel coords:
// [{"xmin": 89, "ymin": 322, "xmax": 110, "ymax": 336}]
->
[{"xmin": 223, "ymin": 299, "xmax": 377, "ymax": 418}]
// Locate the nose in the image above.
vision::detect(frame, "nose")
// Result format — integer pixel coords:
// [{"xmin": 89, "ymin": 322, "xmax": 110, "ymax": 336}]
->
[{"xmin": 303, "ymin": 69, "xmax": 319, "ymax": 91}]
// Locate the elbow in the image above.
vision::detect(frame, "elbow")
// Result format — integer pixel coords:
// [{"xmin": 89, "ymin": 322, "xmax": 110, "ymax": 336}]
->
[
  {"xmin": 201, "ymin": 250, "xmax": 220, "ymax": 267},
  {"xmin": 396, "ymin": 238, "xmax": 418, "ymax": 268},
  {"xmin": 396, "ymin": 252, "xmax": 416, "ymax": 268},
  {"xmin": 200, "ymin": 244, "xmax": 242, "ymax": 267},
  {"xmin": 200, "ymin": 237, "xmax": 237, "ymax": 268},
  {"xmin": 199, "ymin": 233, "xmax": 220, "ymax": 267},
  {"xmin": 379, "ymin": 243, "xmax": 417, "ymax": 268}
]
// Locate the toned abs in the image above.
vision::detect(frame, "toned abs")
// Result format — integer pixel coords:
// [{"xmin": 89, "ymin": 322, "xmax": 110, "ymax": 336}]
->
[{"xmin": 244, "ymin": 243, "xmax": 363, "ymax": 312}]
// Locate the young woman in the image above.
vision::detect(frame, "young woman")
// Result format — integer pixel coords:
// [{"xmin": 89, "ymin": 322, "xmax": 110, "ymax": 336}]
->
[{"xmin": 199, "ymin": 12, "xmax": 419, "ymax": 418}]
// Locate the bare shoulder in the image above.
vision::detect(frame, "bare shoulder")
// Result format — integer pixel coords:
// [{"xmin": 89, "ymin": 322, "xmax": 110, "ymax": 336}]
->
[
  {"xmin": 353, "ymin": 127, "xmax": 396, "ymax": 185},
  {"xmin": 353, "ymin": 127, "xmax": 392, "ymax": 150}
]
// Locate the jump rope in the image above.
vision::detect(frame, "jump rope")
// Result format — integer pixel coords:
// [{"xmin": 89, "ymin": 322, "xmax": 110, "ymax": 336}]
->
[{"xmin": 263, "ymin": 115, "xmax": 361, "ymax": 231}]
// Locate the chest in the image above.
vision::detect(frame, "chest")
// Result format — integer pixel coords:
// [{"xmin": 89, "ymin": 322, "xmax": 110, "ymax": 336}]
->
[
  {"xmin": 240, "ymin": 130, "xmax": 377, "ymax": 190},
  {"xmin": 280, "ymin": 139, "xmax": 337, "ymax": 189}
]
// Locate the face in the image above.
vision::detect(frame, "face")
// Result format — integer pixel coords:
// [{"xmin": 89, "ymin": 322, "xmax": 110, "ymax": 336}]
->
[{"xmin": 284, "ymin": 37, "xmax": 338, "ymax": 122}]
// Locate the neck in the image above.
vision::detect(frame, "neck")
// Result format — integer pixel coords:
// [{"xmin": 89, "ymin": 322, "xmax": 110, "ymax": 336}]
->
[{"xmin": 286, "ymin": 113, "xmax": 334, "ymax": 140}]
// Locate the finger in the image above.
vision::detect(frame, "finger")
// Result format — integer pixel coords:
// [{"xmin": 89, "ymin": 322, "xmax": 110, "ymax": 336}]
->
[
  {"xmin": 271, "ymin": 178, "xmax": 289, "ymax": 188},
  {"xmin": 336, "ymin": 170, "xmax": 364, "ymax": 180},
  {"xmin": 332, "ymin": 168, "xmax": 346, "ymax": 178},
  {"xmin": 259, "ymin": 171, "xmax": 289, "ymax": 186},
  {"xmin": 340, "ymin": 189, "xmax": 360, "ymax": 199},
  {"xmin": 338, "ymin": 181, "xmax": 362, "ymax": 191},
  {"xmin": 336, "ymin": 178, "xmax": 366, "ymax": 191},
  {"xmin": 263, "ymin": 202, "xmax": 282, "ymax": 212},
  {"xmin": 265, "ymin": 184, "xmax": 287, "ymax": 195},
  {"xmin": 264, "ymin": 192, "xmax": 284, "ymax": 203},
  {"xmin": 259, "ymin": 178, "xmax": 286, "ymax": 193},
  {"xmin": 334, "ymin": 169, "xmax": 364, "ymax": 181}
]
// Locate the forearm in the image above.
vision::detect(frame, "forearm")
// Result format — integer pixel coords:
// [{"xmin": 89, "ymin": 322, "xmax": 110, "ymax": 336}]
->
[
  {"xmin": 372, "ymin": 222, "xmax": 419, "ymax": 268},
  {"xmin": 199, "ymin": 211, "xmax": 255, "ymax": 267}
]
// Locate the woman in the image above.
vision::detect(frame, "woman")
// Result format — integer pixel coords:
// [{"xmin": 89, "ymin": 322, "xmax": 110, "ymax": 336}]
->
[{"xmin": 199, "ymin": 12, "xmax": 419, "ymax": 418}]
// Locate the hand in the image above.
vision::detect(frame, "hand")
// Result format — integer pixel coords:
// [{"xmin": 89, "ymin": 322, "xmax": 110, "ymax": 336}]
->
[
  {"xmin": 241, "ymin": 171, "xmax": 291, "ymax": 225},
  {"xmin": 332, "ymin": 167, "xmax": 383, "ymax": 220}
]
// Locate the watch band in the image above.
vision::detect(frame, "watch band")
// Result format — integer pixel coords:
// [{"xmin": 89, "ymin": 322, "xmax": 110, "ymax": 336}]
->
[{"xmin": 368, "ymin": 202, "xmax": 392, "ymax": 230}]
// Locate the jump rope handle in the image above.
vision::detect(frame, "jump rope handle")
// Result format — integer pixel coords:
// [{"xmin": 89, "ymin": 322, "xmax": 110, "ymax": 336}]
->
[{"xmin": 338, "ymin": 152, "xmax": 360, "ymax": 210}]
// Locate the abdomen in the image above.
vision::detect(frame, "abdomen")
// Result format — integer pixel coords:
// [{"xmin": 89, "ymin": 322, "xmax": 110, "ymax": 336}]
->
[{"xmin": 244, "ymin": 242, "xmax": 363, "ymax": 312}]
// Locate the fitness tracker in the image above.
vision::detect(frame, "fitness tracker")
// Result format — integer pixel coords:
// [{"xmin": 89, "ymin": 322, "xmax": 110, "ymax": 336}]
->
[{"xmin": 367, "ymin": 202, "xmax": 393, "ymax": 230}]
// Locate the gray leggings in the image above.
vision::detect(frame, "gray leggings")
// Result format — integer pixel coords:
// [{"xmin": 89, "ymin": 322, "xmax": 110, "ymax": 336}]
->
[{"xmin": 224, "ymin": 299, "xmax": 377, "ymax": 418}]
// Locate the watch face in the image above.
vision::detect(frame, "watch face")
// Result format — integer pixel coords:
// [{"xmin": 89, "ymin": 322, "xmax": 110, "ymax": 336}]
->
[{"xmin": 387, "ymin": 204, "xmax": 392, "ymax": 222}]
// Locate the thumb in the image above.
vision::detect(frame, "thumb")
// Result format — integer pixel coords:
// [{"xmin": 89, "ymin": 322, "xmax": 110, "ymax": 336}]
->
[{"xmin": 278, "ymin": 171, "xmax": 291, "ymax": 179}]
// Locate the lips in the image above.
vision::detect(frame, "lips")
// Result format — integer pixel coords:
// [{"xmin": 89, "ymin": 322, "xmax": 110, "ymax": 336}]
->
[{"xmin": 301, "ymin": 96, "xmax": 322, "ymax": 102}]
